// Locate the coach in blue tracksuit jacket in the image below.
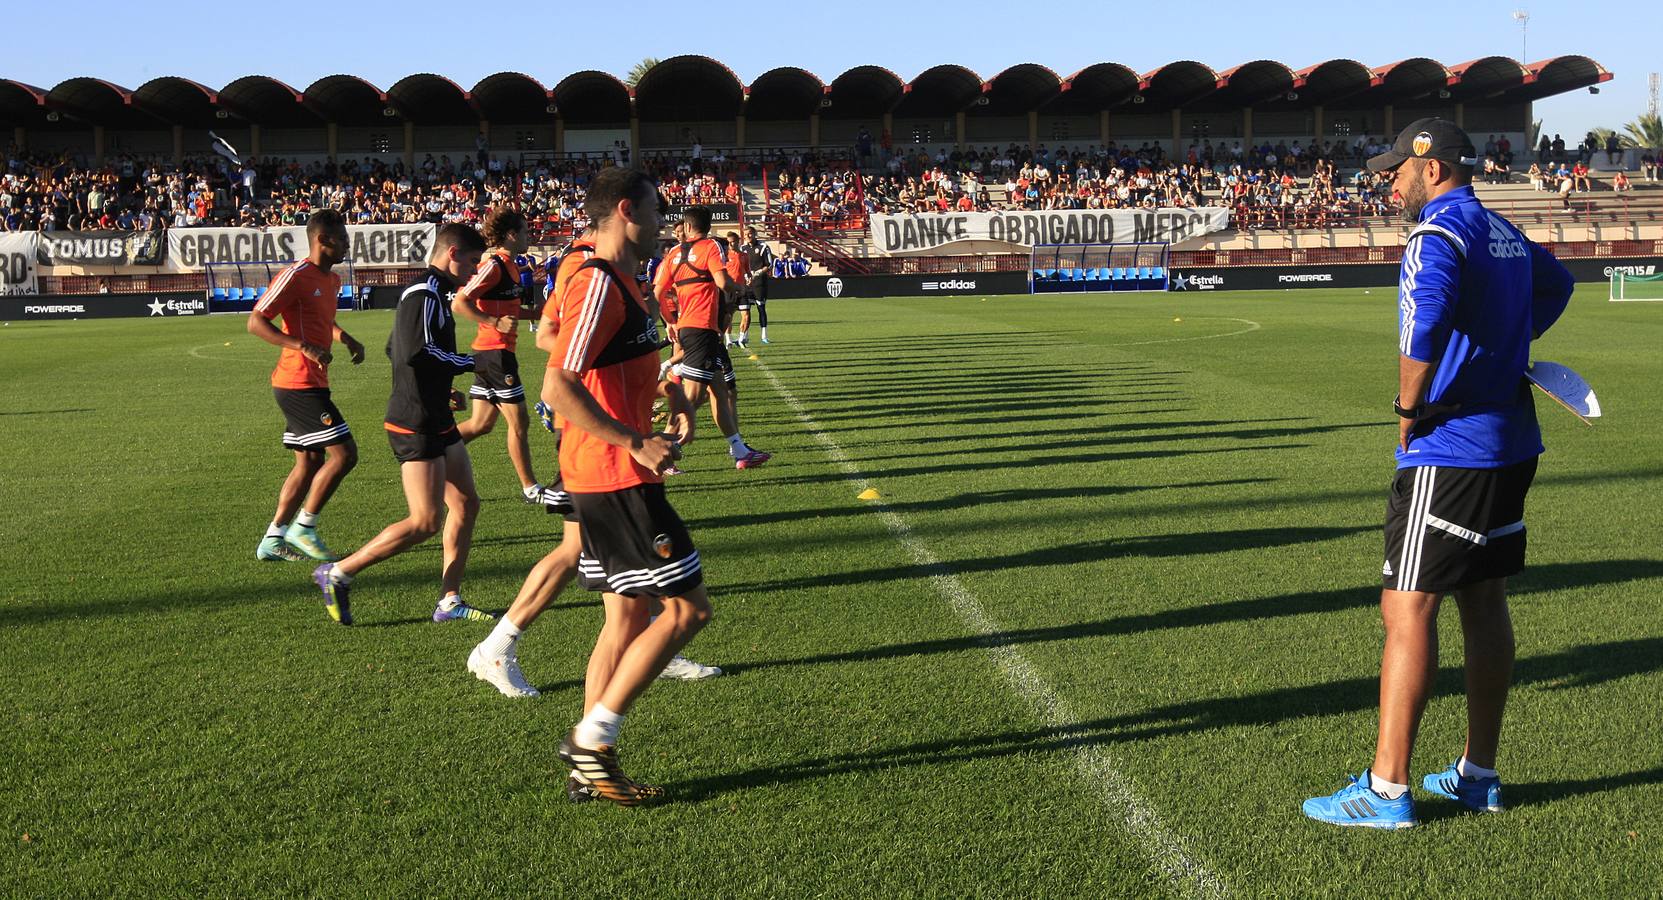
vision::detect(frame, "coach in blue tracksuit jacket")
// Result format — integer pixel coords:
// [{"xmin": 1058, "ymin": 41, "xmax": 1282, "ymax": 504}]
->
[{"xmin": 1303, "ymin": 118, "xmax": 1575, "ymax": 829}]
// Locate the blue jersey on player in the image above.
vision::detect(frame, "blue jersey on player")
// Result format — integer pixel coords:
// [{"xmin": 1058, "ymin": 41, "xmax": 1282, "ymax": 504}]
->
[{"xmin": 1396, "ymin": 184, "xmax": 1574, "ymax": 470}]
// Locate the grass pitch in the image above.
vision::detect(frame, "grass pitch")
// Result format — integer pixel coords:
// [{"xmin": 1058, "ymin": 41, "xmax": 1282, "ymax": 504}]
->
[{"xmin": 2, "ymin": 285, "xmax": 1660, "ymax": 897}]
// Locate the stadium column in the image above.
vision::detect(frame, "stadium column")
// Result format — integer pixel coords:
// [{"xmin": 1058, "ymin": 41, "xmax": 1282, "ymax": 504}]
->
[
  {"xmin": 249, "ymin": 124, "xmax": 261, "ymax": 160},
  {"xmin": 1455, "ymin": 103, "xmax": 1465, "ymax": 128},
  {"xmin": 1171, "ymin": 109, "xmax": 1181, "ymax": 153},
  {"xmin": 629, "ymin": 110, "xmax": 640, "ymax": 156},
  {"xmin": 93, "ymin": 126, "xmax": 105, "ymax": 166},
  {"xmin": 172, "ymin": 126, "xmax": 184, "ymax": 166},
  {"xmin": 1243, "ymin": 107, "xmax": 1253, "ymax": 147},
  {"xmin": 955, "ymin": 111, "xmax": 966, "ymax": 150},
  {"xmin": 14, "ymin": 126, "xmax": 25, "ymax": 153},
  {"xmin": 1028, "ymin": 110, "xmax": 1038, "ymax": 150},
  {"xmin": 327, "ymin": 123, "xmax": 338, "ymax": 161},
  {"xmin": 1383, "ymin": 105, "xmax": 1394, "ymax": 141},
  {"xmin": 554, "ymin": 119, "xmax": 565, "ymax": 154},
  {"xmin": 1313, "ymin": 106, "xmax": 1323, "ymax": 148},
  {"xmin": 1100, "ymin": 110, "xmax": 1109, "ymax": 146},
  {"xmin": 404, "ymin": 121, "xmax": 416, "ymax": 170},
  {"xmin": 810, "ymin": 113, "xmax": 820, "ymax": 148},
  {"xmin": 736, "ymin": 114, "xmax": 746, "ymax": 150}
]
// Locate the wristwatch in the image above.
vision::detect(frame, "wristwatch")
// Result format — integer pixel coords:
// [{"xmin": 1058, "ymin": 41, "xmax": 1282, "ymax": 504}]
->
[{"xmin": 1393, "ymin": 397, "xmax": 1423, "ymax": 419}]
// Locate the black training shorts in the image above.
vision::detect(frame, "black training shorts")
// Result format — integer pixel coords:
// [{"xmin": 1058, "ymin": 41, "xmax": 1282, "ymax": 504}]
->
[
  {"xmin": 469, "ymin": 349, "xmax": 525, "ymax": 404},
  {"xmin": 674, "ymin": 326, "xmax": 736, "ymax": 385},
  {"xmin": 275, "ymin": 387, "xmax": 352, "ymax": 451},
  {"xmin": 572, "ymin": 483, "xmax": 702, "ymax": 599},
  {"xmin": 1382, "ymin": 458, "xmax": 1538, "ymax": 594},
  {"xmin": 387, "ymin": 427, "xmax": 461, "ymax": 463}
]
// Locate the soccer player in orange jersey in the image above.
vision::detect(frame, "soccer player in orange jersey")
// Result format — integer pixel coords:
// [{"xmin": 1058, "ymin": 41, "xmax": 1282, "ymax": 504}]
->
[
  {"xmin": 468, "ymin": 223, "xmax": 720, "ymax": 702},
  {"xmin": 654, "ymin": 207, "xmax": 770, "ymax": 469},
  {"xmin": 245, "ymin": 209, "xmax": 366, "ymax": 563},
  {"xmin": 545, "ymin": 167, "xmax": 708, "ymax": 805},
  {"xmin": 451, "ymin": 209, "xmax": 566, "ymax": 511}
]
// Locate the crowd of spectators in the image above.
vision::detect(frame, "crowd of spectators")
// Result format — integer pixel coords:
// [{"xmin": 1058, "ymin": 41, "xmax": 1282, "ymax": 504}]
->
[
  {"xmin": 771, "ymin": 140, "xmax": 1402, "ymax": 230},
  {"xmin": 0, "ymin": 146, "xmax": 743, "ymax": 238}
]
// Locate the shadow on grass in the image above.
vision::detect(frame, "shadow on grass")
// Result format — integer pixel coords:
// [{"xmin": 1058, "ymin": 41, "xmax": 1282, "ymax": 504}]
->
[
  {"xmin": 683, "ymin": 478, "xmax": 1277, "ymax": 531},
  {"xmin": 670, "ymin": 443, "xmax": 1309, "ymax": 493},
  {"xmin": 5, "ymin": 558, "xmax": 602, "ymax": 627},
  {"xmin": 672, "ymin": 633, "xmax": 1663, "ymax": 803},
  {"xmin": 0, "ymin": 407, "xmax": 95, "ymax": 416},
  {"xmin": 721, "ymin": 559, "xmax": 1663, "ymax": 675},
  {"xmin": 715, "ymin": 523, "xmax": 1374, "ymax": 596}
]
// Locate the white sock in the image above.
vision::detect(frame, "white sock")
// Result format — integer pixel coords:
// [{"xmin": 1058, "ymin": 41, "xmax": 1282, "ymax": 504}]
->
[
  {"xmin": 329, "ymin": 566, "xmax": 352, "ymax": 585},
  {"xmin": 479, "ymin": 618, "xmax": 523, "ymax": 658},
  {"xmin": 523, "ymin": 483, "xmax": 543, "ymax": 500},
  {"xmin": 1457, "ymin": 757, "xmax": 1498, "ymax": 780},
  {"xmin": 296, "ymin": 509, "xmax": 319, "ymax": 528},
  {"xmin": 759, "ymin": 327, "xmax": 768, "ymax": 339},
  {"xmin": 265, "ymin": 521, "xmax": 287, "ymax": 539},
  {"xmin": 574, "ymin": 703, "xmax": 624, "ymax": 749},
  {"xmin": 726, "ymin": 433, "xmax": 749, "ymax": 457},
  {"xmin": 1369, "ymin": 772, "xmax": 1409, "ymax": 800},
  {"xmin": 439, "ymin": 593, "xmax": 462, "ymax": 611}
]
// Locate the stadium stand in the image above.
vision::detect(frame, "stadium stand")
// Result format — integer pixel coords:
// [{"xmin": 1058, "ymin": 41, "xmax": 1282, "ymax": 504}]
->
[{"xmin": 0, "ymin": 54, "xmax": 1630, "ymax": 287}]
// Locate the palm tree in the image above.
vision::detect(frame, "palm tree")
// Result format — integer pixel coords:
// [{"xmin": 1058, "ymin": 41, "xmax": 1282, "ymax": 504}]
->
[
  {"xmin": 625, "ymin": 58, "xmax": 661, "ymax": 89},
  {"xmin": 1623, "ymin": 113, "xmax": 1663, "ymax": 150}
]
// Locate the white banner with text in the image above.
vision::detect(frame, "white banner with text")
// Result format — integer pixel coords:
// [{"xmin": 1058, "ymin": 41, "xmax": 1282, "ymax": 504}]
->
[
  {"xmin": 868, "ymin": 208, "xmax": 1232, "ymax": 254},
  {"xmin": 165, "ymin": 223, "xmax": 437, "ymax": 272}
]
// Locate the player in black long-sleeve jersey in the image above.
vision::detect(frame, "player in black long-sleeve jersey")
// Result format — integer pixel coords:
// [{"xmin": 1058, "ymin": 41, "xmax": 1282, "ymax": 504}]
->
[{"xmin": 312, "ymin": 225, "xmax": 497, "ymax": 626}]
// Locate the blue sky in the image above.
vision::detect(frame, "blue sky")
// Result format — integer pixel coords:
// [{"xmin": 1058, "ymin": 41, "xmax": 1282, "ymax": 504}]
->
[{"xmin": 6, "ymin": 0, "xmax": 1646, "ymax": 141}]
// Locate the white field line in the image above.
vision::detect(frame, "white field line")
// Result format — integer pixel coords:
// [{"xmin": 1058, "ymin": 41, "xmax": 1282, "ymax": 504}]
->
[
  {"xmin": 1108, "ymin": 317, "xmax": 1261, "ymax": 347},
  {"xmin": 188, "ymin": 343, "xmax": 267, "ymax": 362},
  {"xmin": 753, "ymin": 359, "xmax": 1228, "ymax": 900}
]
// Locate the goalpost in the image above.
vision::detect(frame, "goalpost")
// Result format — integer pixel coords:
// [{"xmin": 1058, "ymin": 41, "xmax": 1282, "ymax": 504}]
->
[
  {"xmin": 1609, "ymin": 269, "xmax": 1663, "ymax": 302},
  {"xmin": 1029, "ymin": 242, "xmax": 1170, "ymax": 294},
  {"xmin": 205, "ymin": 259, "xmax": 361, "ymax": 312}
]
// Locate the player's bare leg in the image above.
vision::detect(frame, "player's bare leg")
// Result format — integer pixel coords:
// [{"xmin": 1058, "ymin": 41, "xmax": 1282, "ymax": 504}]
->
[
  {"xmin": 1452, "ymin": 578, "xmax": 1514, "ymax": 769},
  {"xmin": 561, "ymin": 588, "xmax": 714, "ymax": 804},
  {"xmin": 302, "ymin": 438, "xmax": 358, "ymax": 513},
  {"xmin": 1371, "ymin": 588, "xmax": 1443, "ymax": 785},
  {"xmin": 437, "ymin": 441, "xmax": 479, "ymax": 599},
  {"xmin": 273, "ymin": 440, "xmax": 359, "ymax": 562},
  {"xmin": 456, "ymin": 398, "xmax": 499, "ymax": 442},
  {"xmin": 468, "ymin": 523, "xmax": 582, "ymax": 693},
  {"xmin": 498, "ymin": 402, "xmax": 539, "ymax": 492},
  {"xmin": 333, "ymin": 456, "xmax": 449, "ymax": 578},
  {"xmin": 709, "ymin": 379, "xmax": 768, "ymax": 468},
  {"xmin": 273, "ymin": 449, "xmax": 324, "ymax": 528}
]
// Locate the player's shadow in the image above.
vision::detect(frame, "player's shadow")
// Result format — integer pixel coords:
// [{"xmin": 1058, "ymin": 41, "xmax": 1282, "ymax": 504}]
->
[
  {"xmin": 720, "ymin": 558, "xmax": 1663, "ymax": 675},
  {"xmin": 4, "ymin": 557, "xmax": 603, "ymax": 627},
  {"xmin": 843, "ymin": 421, "xmax": 1384, "ymax": 464},
  {"xmin": 714, "ymin": 523, "xmax": 1375, "ymax": 596},
  {"xmin": 0, "ymin": 407, "xmax": 95, "ymax": 416},
  {"xmin": 683, "ymin": 478, "xmax": 1276, "ymax": 531},
  {"xmin": 671, "ymin": 443, "xmax": 1310, "ymax": 494},
  {"xmin": 670, "ymin": 634, "xmax": 1663, "ymax": 803},
  {"xmin": 804, "ymin": 407, "xmax": 1199, "ymax": 434}
]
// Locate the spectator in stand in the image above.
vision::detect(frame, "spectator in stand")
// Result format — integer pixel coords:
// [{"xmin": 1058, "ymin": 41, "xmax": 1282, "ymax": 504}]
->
[
  {"xmin": 1606, "ymin": 132, "xmax": 1623, "ymax": 166},
  {"xmin": 1527, "ymin": 162, "xmax": 1546, "ymax": 191},
  {"xmin": 1612, "ymin": 170, "xmax": 1632, "ymax": 194},
  {"xmin": 1642, "ymin": 151, "xmax": 1657, "ymax": 182},
  {"xmin": 1571, "ymin": 160, "xmax": 1592, "ymax": 193}
]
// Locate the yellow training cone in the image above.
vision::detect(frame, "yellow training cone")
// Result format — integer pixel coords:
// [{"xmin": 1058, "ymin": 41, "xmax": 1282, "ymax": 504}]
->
[
  {"xmin": 1173, "ymin": 317, "xmax": 1183, "ymax": 323},
  {"xmin": 857, "ymin": 488, "xmax": 880, "ymax": 501},
  {"xmin": 748, "ymin": 354, "xmax": 760, "ymax": 361}
]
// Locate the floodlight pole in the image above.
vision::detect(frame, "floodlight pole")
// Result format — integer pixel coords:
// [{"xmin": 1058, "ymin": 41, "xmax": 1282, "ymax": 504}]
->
[{"xmin": 1512, "ymin": 10, "xmax": 1529, "ymax": 62}]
